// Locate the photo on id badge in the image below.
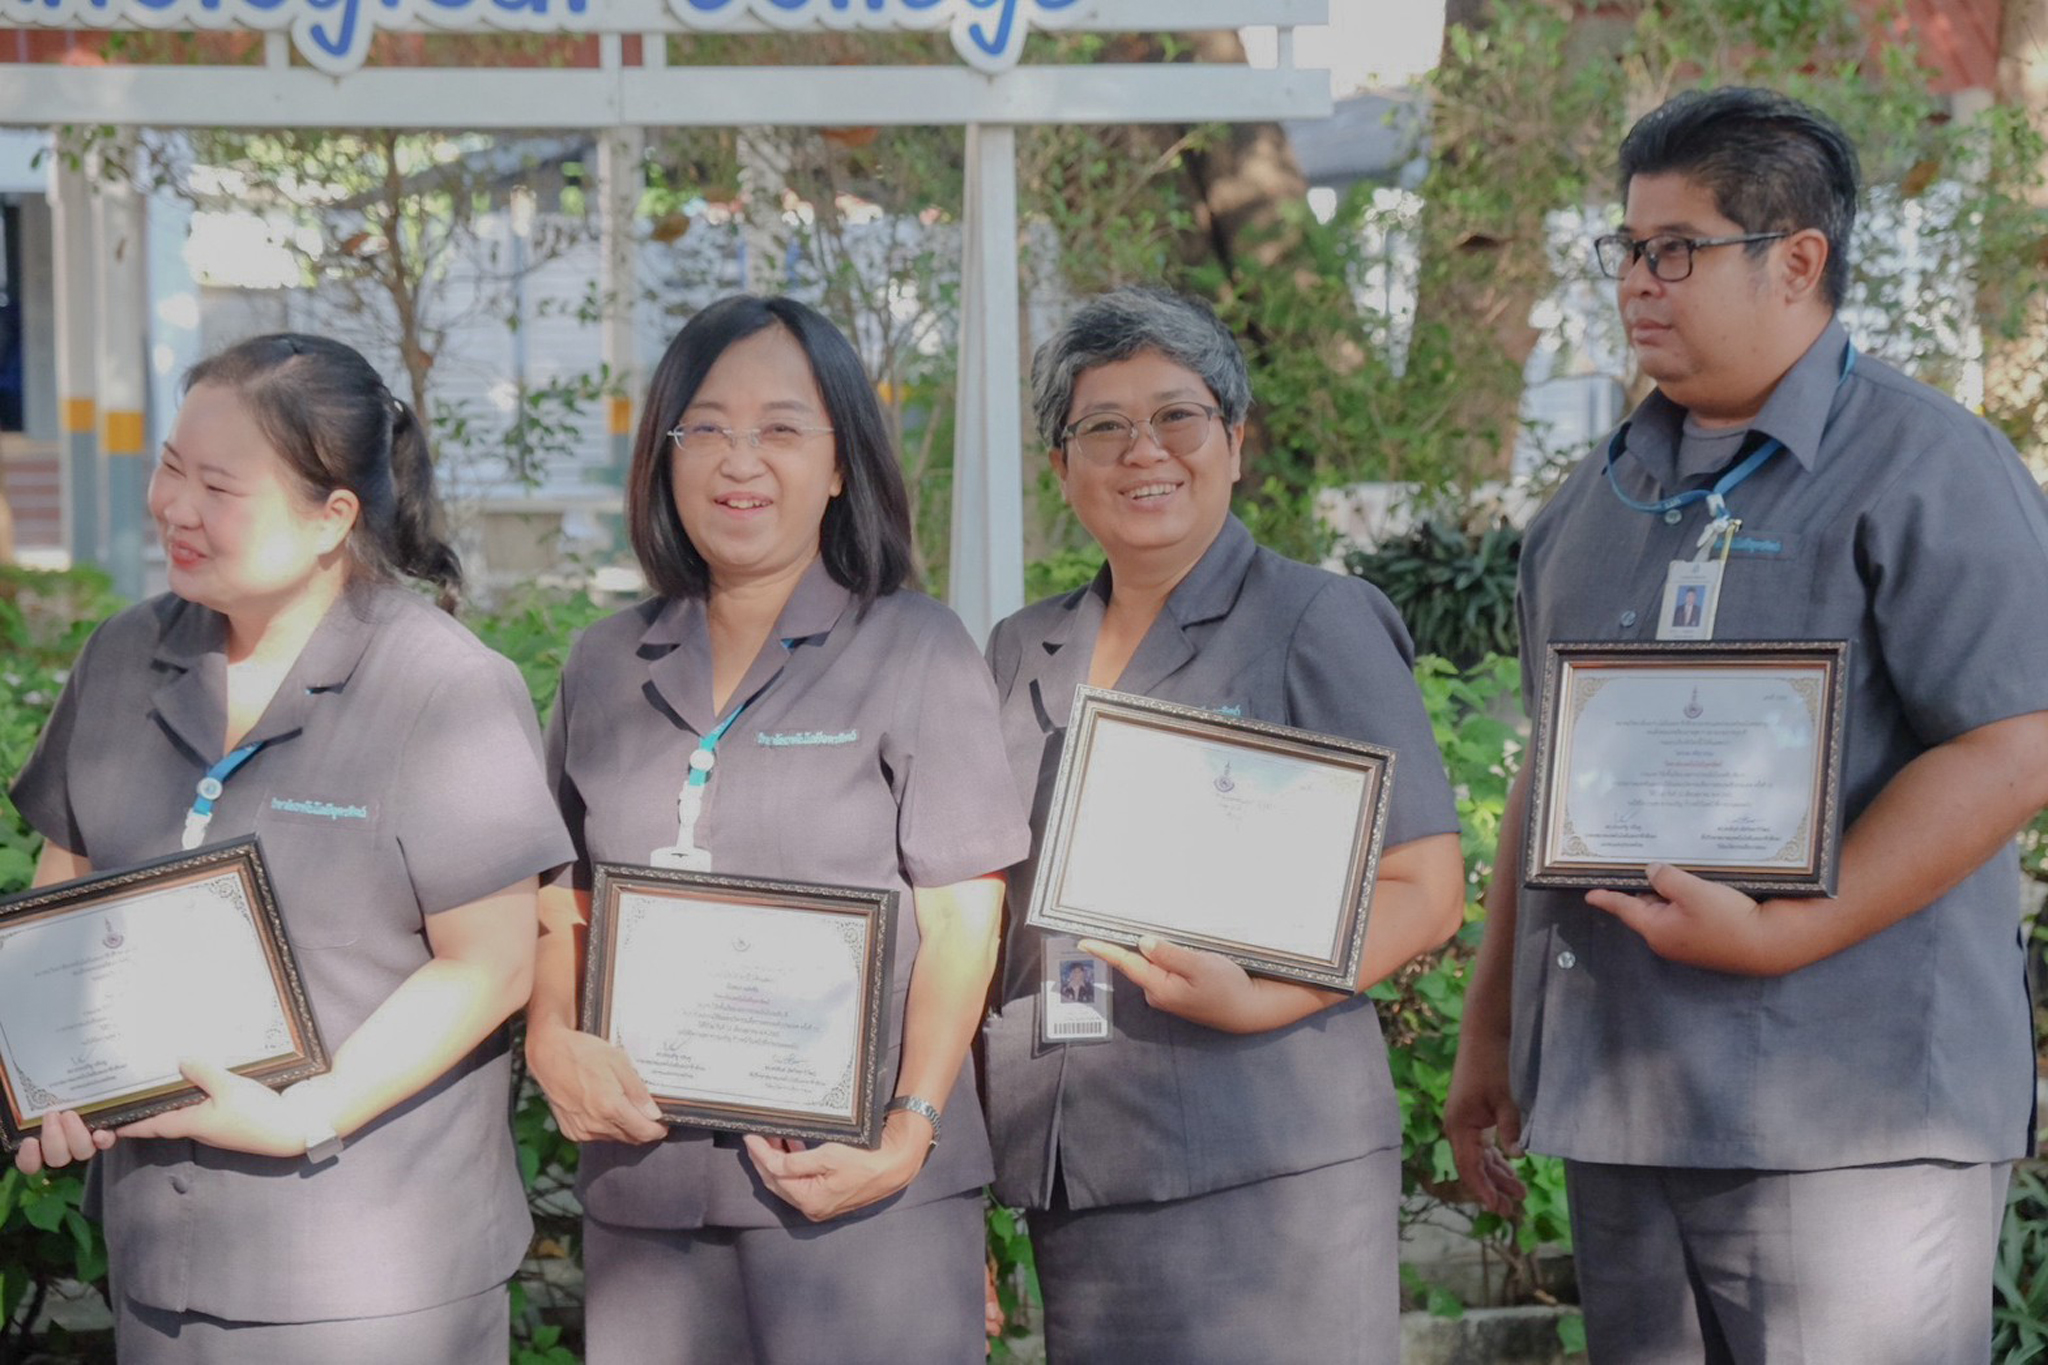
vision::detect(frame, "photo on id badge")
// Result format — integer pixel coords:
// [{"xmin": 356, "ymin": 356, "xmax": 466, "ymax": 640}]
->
[
  {"xmin": 1658, "ymin": 559, "xmax": 1723, "ymax": 641},
  {"xmin": 1041, "ymin": 935, "xmax": 1112, "ymax": 1044}
]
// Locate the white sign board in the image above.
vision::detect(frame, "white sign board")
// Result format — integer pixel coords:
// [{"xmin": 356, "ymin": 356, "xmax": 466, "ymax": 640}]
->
[{"xmin": 6, "ymin": 0, "xmax": 1095, "ymax": 75}]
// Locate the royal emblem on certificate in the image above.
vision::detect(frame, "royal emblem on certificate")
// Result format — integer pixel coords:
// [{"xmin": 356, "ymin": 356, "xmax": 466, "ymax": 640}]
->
[
  {"xmin": 1023, "ymin": 687, "xmax": 1395, "ymax": 991},
  {"xmin": 1524, "ymin": 641, "xmax": 1850, "ymax": 896},
  {"xmin": 0, "ymin": 839, "xmax": 328, "ymax": 1150},
  {"xmin": 582, "ymin": 866, "xmax": 897, "ymax": 1148}
]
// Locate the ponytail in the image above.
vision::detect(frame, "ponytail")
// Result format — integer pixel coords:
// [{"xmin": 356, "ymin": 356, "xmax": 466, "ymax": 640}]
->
[
  {"xmin": 183, "ymin": 334, "xmax": 466, "ymax": 613},
  {"xmin": 385, "ymin": 399, "xmax": 463, "ymax": 613}
]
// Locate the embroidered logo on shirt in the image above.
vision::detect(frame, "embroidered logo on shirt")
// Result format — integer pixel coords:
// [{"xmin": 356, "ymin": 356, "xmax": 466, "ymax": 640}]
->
[
  {"xmin": 1726, "ymin": 532, "xmax": 1798, "ymax": 558},
  {"xmin": 756, "ymin": 729, "xmax": 859, "ymax": 748},
  {"xmin": 1209, "ymin": 704, "xmax": 1244, "ymax": 718},
  {"xmin": 269, "ymin": 797, "xmax": 371, "ymax": 821}
]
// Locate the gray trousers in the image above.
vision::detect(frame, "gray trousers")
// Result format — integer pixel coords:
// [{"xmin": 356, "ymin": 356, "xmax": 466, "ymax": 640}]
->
[
  {"xmin": 581, "ymin": 1190, "xmax": 985, "ymax": 1365},
  {"xmin": 113, "ymin": 1281, "xmax": 507, "ymax": 1364},
  {"xmin": 1031, "ymin": 1148, "xmax": 1400, "ymax": 1365},
  {"xmin": 1565, "ymin": 1159, "xmax": 2011, "ymax": 1365}
]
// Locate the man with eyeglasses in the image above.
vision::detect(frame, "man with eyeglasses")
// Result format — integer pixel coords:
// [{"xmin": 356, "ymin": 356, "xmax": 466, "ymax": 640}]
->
[{"xmin": 1445, "ymin": 86, "xmax": 2048, "ymax": 1363}]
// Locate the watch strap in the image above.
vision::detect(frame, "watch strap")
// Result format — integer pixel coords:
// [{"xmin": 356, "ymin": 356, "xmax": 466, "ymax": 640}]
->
[{"xmin": 885, "ymin": 1094, "xmax": 942, "ymax": 1147}]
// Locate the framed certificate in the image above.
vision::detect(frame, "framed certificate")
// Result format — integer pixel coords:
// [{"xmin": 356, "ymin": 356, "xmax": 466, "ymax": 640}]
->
[
  {"xmin": 0, "ymin": 838, "xmax": 328, "ymax": 1151},
  {"xmin": 1024, "ymin": 687, "xmax": 1394, "ymax": 990},
  {"xmin": 1524, "ymin": 641, "xmax": 1851, "ymax": 896},
  {"xmin": 582, "ymin": 865, "xmax": 898, "ymax": 1148}
]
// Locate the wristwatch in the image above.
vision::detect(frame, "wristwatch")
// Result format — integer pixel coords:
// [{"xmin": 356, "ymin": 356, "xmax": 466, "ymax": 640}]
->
[
  {"xmin": 885, "ymin": 1094, "xmax": 942, "ymax": 1148},
  {"xmin": 280, "ymin": 1079, "xmax": 344, "ymax": 1165}
]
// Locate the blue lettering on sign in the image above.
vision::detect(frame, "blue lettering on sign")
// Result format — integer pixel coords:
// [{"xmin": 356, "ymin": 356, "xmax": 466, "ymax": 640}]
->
[{"xmin": 5, "ymin": 0, "xmax": 1092, "ymax": 74}]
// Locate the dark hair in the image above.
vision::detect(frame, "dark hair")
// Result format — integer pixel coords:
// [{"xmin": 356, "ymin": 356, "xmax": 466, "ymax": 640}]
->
[
  {"xmin": 1030, "ymin": 287, "xmax": 1252, "ymax": 447},
  {"xmin": 183, "ymin": 334, "xmax": 462, "ymax": 610},
  {"xmin": 626, "ymin": 295, "xmax": 915, "ymax": 605},
  {"xmin": 1618, "ymin": 86, "xmax": 1860, "ymax": 307}
]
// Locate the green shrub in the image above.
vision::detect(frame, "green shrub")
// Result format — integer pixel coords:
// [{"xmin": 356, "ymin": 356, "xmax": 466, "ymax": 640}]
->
[
  {"xmin": 0, "ymin": 567, "xmax": 123, "ymax": 1360},
  {"xmin": 1346, "ymin": 518, "xmax": 1521, "ymax": 670}
]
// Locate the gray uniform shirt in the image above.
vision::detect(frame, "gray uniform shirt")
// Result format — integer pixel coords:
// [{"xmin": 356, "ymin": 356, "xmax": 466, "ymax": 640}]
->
[
  {"xmin": 8, "ymin": 585, "xmax": 574, "ymax": 1322},
  {"xmin": 547, "ymin": 559, "xmax": 1030, "ymax": 1231},
  {"xmin": 1514, "ymin": 318, "xmax": 2048, "ymax": 1170},
  {"xmin": 983, "ymin": 516, "xmax": 1461, "ymax": 1211}
]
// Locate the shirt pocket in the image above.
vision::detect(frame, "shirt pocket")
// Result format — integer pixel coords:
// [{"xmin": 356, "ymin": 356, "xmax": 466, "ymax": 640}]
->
[{"xmin": 252, "ymin": 801, "xmax": 386, "ymax": 948}]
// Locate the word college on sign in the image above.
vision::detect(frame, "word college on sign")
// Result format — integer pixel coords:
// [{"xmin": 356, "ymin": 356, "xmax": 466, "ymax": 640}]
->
[{"xmin": 4, "ymin": 0, "xmax": 1092, "ymax": 75}]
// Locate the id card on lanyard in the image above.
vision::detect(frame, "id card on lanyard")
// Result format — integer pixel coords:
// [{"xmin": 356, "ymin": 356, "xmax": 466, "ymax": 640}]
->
[{"xmin": 1604, "ymin": 344, "xmax": 1857, "ymax": 642}]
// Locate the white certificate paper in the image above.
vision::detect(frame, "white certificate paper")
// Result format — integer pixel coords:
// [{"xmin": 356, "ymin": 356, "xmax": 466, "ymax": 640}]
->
[
  {"xmin": 1554, "ymin": 670, "xmax": 1821, "ymax": 868},
  {"xmin": 609, "ymin": 892, "xmax": 871, "ymax": 1125},
  {"xmin": 0, "ymin": 875, "xmax": 297, "ymax": 1119},
  {"xmin": 1026, "ymin": 689, "xmax": 1393, "ymax": 989},
  {"xmin": 1058, "ymin": 718, "xmax": 1368, "ymax": 961}
]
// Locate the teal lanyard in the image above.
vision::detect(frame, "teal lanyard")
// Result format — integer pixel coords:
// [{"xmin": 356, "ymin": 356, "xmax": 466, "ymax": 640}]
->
[
  {"xmin": 1604, "ymin": 343, "xmax": 1857, "ymax": 526},
  {"xmin": 668, "ymin": 641, "xmax": 794, "ymax": 856},
  {"xmin": 181, "ymin": 741, "xmax": 265, "ymax": 850}
]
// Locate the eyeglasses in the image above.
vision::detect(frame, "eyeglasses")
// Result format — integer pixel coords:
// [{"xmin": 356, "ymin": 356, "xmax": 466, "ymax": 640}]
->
[
  {"xmin": 1592, "ymin": 231, "xmax": 1790, "ymax": 282},
  {"xmin": 668, "ymin": 421, "xmax": 835, "ymax": 456},
  {"xmin": 1059, "ymin": 402, "xmax": 1225, "ymax": 464}
]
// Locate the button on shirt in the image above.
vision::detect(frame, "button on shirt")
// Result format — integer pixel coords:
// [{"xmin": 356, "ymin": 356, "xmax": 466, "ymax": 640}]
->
[
  {"xmin": 547, "ymin": 560, "xmax": 1030, "ymax": 1231},
  {"xmin": 983, "ymin": 517, "xmax": 1461, "ymax": 1211},
  {"xmin": 1514, "ymin": 318, "xmax": 2048, "ymax": 1170},
  {"xmin": 8, "ymin": 586, "xmax": 574, "ymax": 1322}
]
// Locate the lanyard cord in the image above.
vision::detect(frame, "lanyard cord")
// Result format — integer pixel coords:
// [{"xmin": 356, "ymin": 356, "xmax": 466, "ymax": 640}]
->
[
  {"xmin": 668, "ymin": 642, "xmax": 795, "ymax": 854},
  {"xmin": 181, "ymin": 741, "xmax": 266, "ymax": 850},
  {"xmin": 1604, "ymin": 343, "xmax": 1858, "ymax": 524}
]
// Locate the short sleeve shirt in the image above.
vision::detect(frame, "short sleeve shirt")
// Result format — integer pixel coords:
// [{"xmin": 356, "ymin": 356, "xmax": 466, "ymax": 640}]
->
[
  {"xmin": 982, "ymin": 516, "xmax": 1461, "ymax": 1211},
  {"xmin": 547, "ymin": 559, "xmax": 1031, "ymax": 1231},
  {"xmin": 1512, "ymin": 318, "xmax": 2048, "ymax": 1169},
  {"xmin": 7, "ymin": 584, "xmax": 574, "ymax": 1322}
]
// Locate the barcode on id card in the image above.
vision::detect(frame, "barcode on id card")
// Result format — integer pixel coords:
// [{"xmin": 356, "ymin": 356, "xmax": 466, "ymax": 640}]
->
[{"xmin": 1046, "ymin": 1018, "xmax": 1106, "ymax": 1039}]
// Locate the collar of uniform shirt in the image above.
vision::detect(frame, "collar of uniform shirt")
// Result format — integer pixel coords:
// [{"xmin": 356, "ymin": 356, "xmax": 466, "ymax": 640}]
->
[
  {"xmin": 639, "ymin": 554, "xmax": 854, "ymax": 649},
  {"xmin": 1618, "ymin": 314, "xmax": 1856, "ymax": 491},
  {"xmin": 1078, "ymin": 513, "xmax": 1256, "ymax": 635}
]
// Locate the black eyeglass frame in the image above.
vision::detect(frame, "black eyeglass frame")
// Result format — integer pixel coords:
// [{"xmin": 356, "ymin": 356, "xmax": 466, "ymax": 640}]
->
[{"xmin": 1592, "ymin": 231, "xmax": 1792, "ymax": 282}]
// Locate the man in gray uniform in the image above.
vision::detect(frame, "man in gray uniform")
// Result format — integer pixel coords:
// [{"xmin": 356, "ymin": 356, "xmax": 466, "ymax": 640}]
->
[{"xmin": 1446, "ymin": 87, "xmax": 2048, "ymax": 1363}]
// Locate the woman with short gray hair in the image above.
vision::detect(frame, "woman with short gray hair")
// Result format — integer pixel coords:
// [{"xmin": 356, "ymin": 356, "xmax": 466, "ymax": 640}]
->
[{"xmin": 983, "ymin": 286, "xmax": 1466, "ymax": 1363}]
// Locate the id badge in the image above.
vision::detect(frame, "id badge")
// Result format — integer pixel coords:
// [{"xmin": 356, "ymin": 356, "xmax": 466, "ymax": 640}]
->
[
  {"xmin": 649, "ymin": 844, "xmax": 713, "ymax": 871},
  {"xmin": 1657, "ymin": 559, "xmax": 1723, "ymax": 641},
  {"xmin": 1039, "ymin": 935, "xmax": 1112, "ymax": 1045}
]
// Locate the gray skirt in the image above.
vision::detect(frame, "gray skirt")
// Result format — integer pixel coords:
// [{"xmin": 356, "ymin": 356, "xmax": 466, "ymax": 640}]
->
[
  {"xmin": 1031, "ymin": 1148, "xmax": 1400, "ymax": 1365},
  {"xmin": 114, "ymin": 1280, "xmax": 508, "ymax": 1365},
  {"xmin": 582, "ymin": 1189, "xmax": 986, "ymax": 1365}
]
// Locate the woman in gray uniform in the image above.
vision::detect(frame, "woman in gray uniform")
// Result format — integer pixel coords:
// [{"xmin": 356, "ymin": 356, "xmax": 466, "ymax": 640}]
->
[
  {"xmin": 9, "ymin": 334, "xmax": 573, "ymax": 1363},
  {"xmin": 525, "ymin": 295, "xmax": 1029, "ymax": 1365},
  {"xmin": 983, "ymin": 287, "xmax": 1468, "ymax": 1365}
]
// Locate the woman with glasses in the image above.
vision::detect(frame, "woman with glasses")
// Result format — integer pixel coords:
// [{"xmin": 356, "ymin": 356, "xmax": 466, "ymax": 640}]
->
[
  {"xmin": 525, "ymin": 295, "xmax": 1028, "ymax": 1363},
  {"xmin": 982, "ymin": 287, "xmax": 1467, "ymax": 1364},
  {"xmin": 10, "ymin": 334, "xmax": 571, "ymax": 1362}
]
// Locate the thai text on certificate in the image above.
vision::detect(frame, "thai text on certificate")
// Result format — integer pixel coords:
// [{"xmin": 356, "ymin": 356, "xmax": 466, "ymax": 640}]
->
[
  {"xmin": 0, "ymin": 879, "xmax": 294, "ymax": 1116},
  {"xmin": 610, "ymin": 894, "xmax": 868, "ymax": 1122},
  {"xmin": 1057, "ymin": 719, "xmax": 1368, "ymax": 960},
  {"xmin": 1562, "ymin": 670, "xmax": 1820, "ymax": 867}
]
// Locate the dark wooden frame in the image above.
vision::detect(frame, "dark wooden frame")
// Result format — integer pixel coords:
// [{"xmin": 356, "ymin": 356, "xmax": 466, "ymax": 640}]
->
[
  {"xmin": 1524, "ymin": 640, "xmax": 1851, "ymax": 896},
  {"xmin": 582, "ymin": 864, "xmax": 897, "ymax": 1149},
  {"xmin": 0, "ymin": 837, "xmax": 328, "ymax": 1151}
]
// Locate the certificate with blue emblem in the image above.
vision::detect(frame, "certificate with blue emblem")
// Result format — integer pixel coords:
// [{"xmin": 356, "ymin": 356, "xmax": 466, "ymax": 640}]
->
[
  {"xmin": 583, "ymin": 866, "xmax": 897, "ymax": 1148},
  {"xmin": 0, "ymin": 838, "xmax": 327, "ymax": 1151},
  {"xmin": 1024, "ymin": 687, "xmax": 1394, "ymax": 991},
  {"xmin": 1525, "ymin": 641, "xmax": 1850, "ymax": 896}
]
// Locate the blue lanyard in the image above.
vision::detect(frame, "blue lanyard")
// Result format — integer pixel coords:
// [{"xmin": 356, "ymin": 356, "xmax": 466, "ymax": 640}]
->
[
  {"xmin": 181, "ymin": 742, "xmax": 265, "ymax": 850},
  {"xmin": 685, "ymin": 705, "xmax": 748, "ymax": 788},
  {"xmin": 1604, "ymin": 343, "xmax": 1857, "ymax": 524}
]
